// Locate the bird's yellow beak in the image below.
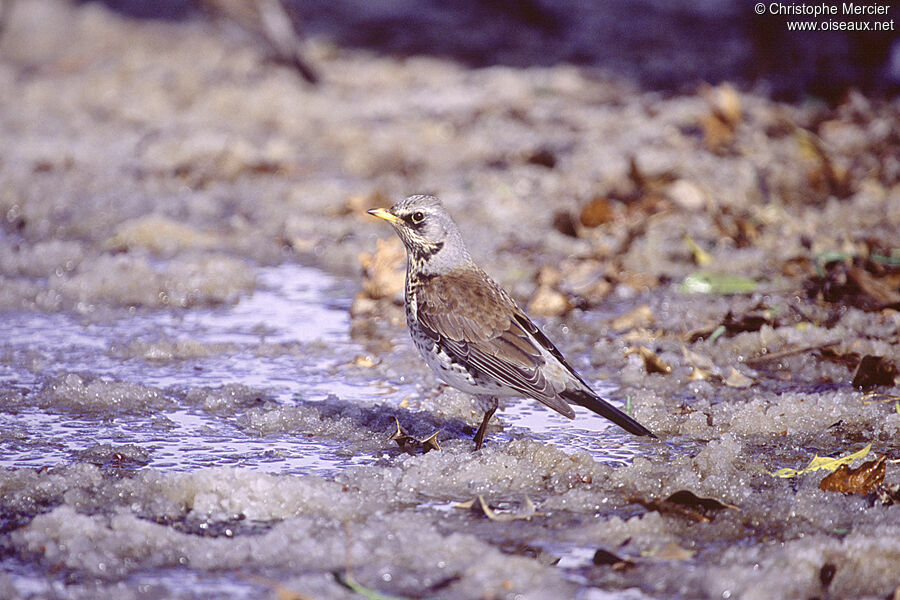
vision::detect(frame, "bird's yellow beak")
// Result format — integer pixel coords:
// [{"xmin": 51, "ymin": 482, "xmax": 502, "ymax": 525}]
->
[{"xmin": 367, "ymin": 207, "xmax": 403, "ymax": 224}]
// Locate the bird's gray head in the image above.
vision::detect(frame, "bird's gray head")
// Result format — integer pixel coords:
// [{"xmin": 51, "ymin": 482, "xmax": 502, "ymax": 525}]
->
[{"xmin": 368, "ymin": 195, "xmax": 473, "ymax": 275}]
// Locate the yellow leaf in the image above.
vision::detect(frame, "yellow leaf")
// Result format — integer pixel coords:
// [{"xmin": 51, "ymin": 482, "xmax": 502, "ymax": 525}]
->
[
  {"xmin": 684, "ymin": 234, "xmax": 712, "ymax": 266},
  {"xmin": 772, "ymin": 443, "xmax": 872, "ymax": 478}
]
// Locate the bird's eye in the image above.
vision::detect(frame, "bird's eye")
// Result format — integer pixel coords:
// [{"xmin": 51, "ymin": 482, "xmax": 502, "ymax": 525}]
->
[{"xmin": 410, "ymin": 211, "xmax": 425, "ymax": 224}]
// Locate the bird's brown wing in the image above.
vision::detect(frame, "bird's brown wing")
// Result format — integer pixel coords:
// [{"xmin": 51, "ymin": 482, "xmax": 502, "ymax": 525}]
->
[{"xmin": 415, "ymin": 268, "xmax": 576, "ymax": 418}]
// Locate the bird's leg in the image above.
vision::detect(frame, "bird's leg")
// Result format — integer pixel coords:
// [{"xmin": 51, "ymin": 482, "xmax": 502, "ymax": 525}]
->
[{"xmin": 473, "ymin": 403, "xmax": 497, "ymax": 450}]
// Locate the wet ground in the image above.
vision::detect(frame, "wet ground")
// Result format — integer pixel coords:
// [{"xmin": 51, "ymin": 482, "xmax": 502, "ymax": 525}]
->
[{"xmin": 1, "ymin": 1, "xmax": 899, "ymax": 599}]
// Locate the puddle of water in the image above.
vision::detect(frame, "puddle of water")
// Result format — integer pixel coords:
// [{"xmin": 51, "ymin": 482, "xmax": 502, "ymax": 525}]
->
[
  {"xmin": 0, "ymin": 262, "xmax": 645, "ymax": 475},
  {"xmin": 501, "ymin": 389, "xmax": 652, "ymax": 467},
  {"xmin": 0, "ymin": 263, "xmax": 388, "ymax": 475},
  {"xmin": 6, "ymin": 563, "xmax": 263, "ymax": 600}
]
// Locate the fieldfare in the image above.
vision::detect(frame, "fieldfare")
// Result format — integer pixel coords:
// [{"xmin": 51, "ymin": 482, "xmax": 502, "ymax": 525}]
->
[{"xmin": 368, "ymin": 195, "xmax": 656, "ymax": 449}]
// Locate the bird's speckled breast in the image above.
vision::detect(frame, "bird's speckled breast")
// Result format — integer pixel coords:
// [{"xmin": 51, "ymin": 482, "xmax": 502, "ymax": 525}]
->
[{"xmin": 405, "ymin": 276, "xmax": 508, "ymax": 396}]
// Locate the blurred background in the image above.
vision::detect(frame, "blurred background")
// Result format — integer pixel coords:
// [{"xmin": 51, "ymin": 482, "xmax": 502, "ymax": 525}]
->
[{"xmin": 56, "ymin": 0, "xmax": 900, "ymax": 101}]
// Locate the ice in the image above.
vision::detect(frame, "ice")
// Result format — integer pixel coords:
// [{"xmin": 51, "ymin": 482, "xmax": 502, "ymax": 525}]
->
[{"xmin": 1, "ymin": 0, "xmax": 898, "ymax": 598}]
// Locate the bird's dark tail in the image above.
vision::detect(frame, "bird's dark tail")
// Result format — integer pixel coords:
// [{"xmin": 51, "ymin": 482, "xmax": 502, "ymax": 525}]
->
[{"xmin": 562, "ymin": 389, "xmax": 656, "ymax": 438}]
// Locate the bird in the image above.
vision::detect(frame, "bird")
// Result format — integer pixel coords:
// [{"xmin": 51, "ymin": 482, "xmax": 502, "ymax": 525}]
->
[{"xmin": 368, "ymin": 195, "xmax": 656, "ymax": 449}]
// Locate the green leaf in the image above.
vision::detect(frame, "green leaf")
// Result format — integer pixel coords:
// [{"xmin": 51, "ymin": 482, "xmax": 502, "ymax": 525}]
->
[
  {"xmin": 681, "ymin": 272, "xmax": 757, "ymax": 295},
  {"xmin": 708, "ymin": 325, "xmax": 726, "ymax": 344},
  {"xmin": 335, "ymin": 572, "xmax": 413, "ymax": 600},
  {"xmin": 871, "ymin": 249, "xmax": 900, "ymax": 266}
]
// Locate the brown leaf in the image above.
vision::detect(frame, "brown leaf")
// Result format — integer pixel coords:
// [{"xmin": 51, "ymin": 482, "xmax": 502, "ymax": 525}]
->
[
  {"xmin": 701, "ymin": 113, "xmax": 735, "ymax": 153},
  {"xmin": 358, "ymin": 238, "xmax": 405, "ymax": 301},
  {"xmin": 847, "ymin": 266, "xmax": 900, "ymax": 307},
  {"xmin": 351, "ymin": 355, "xmax": 377, "ymax": 368},
  {"xmin": 625, "ymin": 346, "xmax": 672, "ymax": 375},
  {"xmin": 552, "ymin": 211, "xmax": 578, "ymax": 237},
  {"xmin": 610, "ymin": 305, "xmax": 655, "ymax": 331},
  {"xmin": 681, "ymin": 345, "xmax": 715, "ymax": 370},
  {"xmin": 851, "ymin": 355, "xmax": 898, "ymax": 389},
  {"xmin": 723, "ymin": 367, "xmax": 754, "ymax": 388},
  {"xmin": 682, "ymin": 345, "xmax": 715, "ymax": 380},
  {"xmin": 807, "ymin": 260, "xmax": 900, "ymax": 311},
  {"xmin": 665, "ymin": 490, "xmax": 740, "ymax": 514},
  {"xmin": 630, "ymin": 490, "xmax": 738, "ymax": 523},
  {"xmin": 528, "ymin": 285, "xmax": 572, "ymax": 317},
  {"xmin": 387, "ymin": 418, "xmax": 441, "ymax": 453},
  {"xmin": 457, "ymin": 495, "xmax": 540, "ymax": 521},
  {"xmin": 580, "ymin": 196, "xmax": 616, "ymax": 228},
  {"xmin": 593, "ymin": 548, "xmax": 635, "ymax": 570},
  {"xmin": 685, "ymin": 309, "xmax": 774, "ymax": 342},
  {"xmin": 703, "ymin": 82, "xmax": 742, "ymax": 126},
  {"xmin": 649, "ymin": 541, "xmax": 695, "ymax": 561},
  {"xmin": 819, "ymin": 456, "xmax": 886, "ymax": 494}
]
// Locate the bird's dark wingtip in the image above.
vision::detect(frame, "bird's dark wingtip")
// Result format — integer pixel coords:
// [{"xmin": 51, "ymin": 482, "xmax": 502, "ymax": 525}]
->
[{"xmin": 562, "ymin": 389, "xmax": 656, "ymax": 438}]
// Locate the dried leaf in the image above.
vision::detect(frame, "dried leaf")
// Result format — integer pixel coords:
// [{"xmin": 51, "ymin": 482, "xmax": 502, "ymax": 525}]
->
[
  {"xmin": 681, "ymin": 345, "xmax": 715, "ymax": 369},
  {"xmin": 699, "ymin": 83, "xmax": 741, "ymax": 154},
  {"xmin": 631, "ymin": 490, "xmax": 738, "ymax": 523},
  {"xmin": 807, "ymin": 259, "xmax": 900, "ymax": 311},
  {"xmin": 723, "ymin": 367, "xmax": 753, "ymax": 388},
  {"xmin": 625, "ymin": 346, "xmax": 672, "ymax": 375},
  {"xmin": 418, "ymin": 430, "xmax": 441, "ymax": 453},
  {"xmin": 528, "ymin": 285, "xmax": 572, "ymax": 317},
  {"xmin": 525, "ymin": 147, "xmax": 557, "ymax": 168},
  {"xmin": 687, "ymin": 366, "xmax": 713, "ymax": 381},
  {"xmin": 851, "ymin": 355, "xmax": 898, "ymax": 389},
  {"xmin": 682, "ymin": 345, "xmax": 715, "ymax": 380},
  {"xmin": 592, "ymin": 548, "xmax": 635, "ymax": 570},
  {"xmin": 552, "ymin": 211, "xmax": 578, "ymax": 237},
  {"xmin": 457, "ymin": 495, "xmax": 540, "ymax": 521},
  {"xmin": 630, "ymin": 495, "xmax": 703, "ymax": 523},
  {"xmin": 701, "ymin": 112, "xmax": 735, "ymax": 153},
  {"xmin": 352, "ymin": 355, "xmax": 377, "ymax": 368},
  {"xmin": 703, "ymin": 82, "xmax": 742, "ymax": 126},
  {"xmin": 773, "ymin": 443, "xmax": 872, "ymax": 478},
  {"xmin": 684, "ymin": 234, "xmax": 712, "ymax": 266},
  {"xmin": 685, "ymin": 309, "xmax": 773, "ymax": 342},
  {"xmin": 359, "ymin": 238, "xmax": 405, "ymax": 300},
  {"xmin": 387, "ymin": 418, "xmax": 441, "ymax": 453},
  {"xmin": 847, "ymin": 266, "xmax": 900, "ymax": 307},
  {"xmin": 610, "ymin": 305, "xmax": 655, "ymax": 331},
  {"xmin": 646, "ymin": 541, "xmax": 695, "ymax": 561},
  {"xmin": 665, "ymin": 490, "xmax": 740, "ymax": 514},
  {"xmin": 819, "ymin": 456, "xmax": 886, "ymax": 494},
  {"xmin": 579, "ymin": 196, "xmax": 616, "ymax": 228}
]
